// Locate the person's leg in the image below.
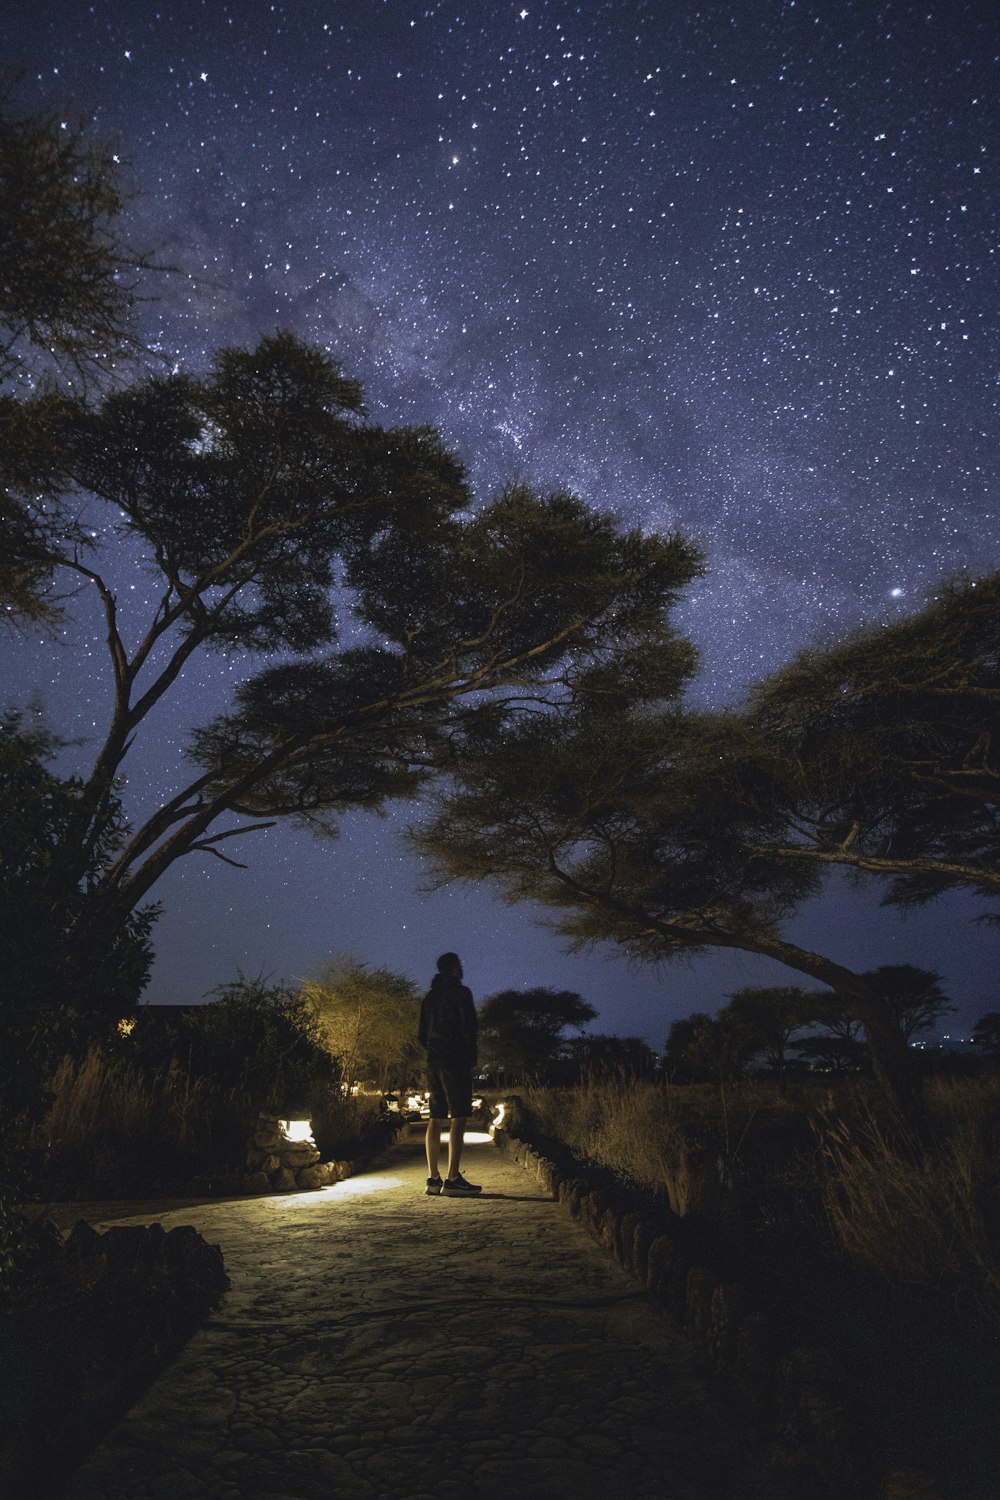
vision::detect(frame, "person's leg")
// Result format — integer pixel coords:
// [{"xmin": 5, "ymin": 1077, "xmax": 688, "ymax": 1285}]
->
[
  {"xmin": 445, "ymin": 1115, "xmax": 466, "ymax": 1180},
  {"xmin": 425, "ymin": 1116, "xmax": 444, "ymax": 1179}
]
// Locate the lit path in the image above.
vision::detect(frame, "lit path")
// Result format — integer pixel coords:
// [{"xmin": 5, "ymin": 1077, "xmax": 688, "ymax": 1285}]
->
[{"xmin": 65, "ymin": 1134, "xmax": 769, "ymax": 1500}]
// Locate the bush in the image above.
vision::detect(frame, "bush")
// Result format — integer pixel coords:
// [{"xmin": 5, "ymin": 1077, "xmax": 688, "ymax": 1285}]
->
[{"xmin": 308, "ymin": 1083, "xmax": 402, "ymax": 1164}]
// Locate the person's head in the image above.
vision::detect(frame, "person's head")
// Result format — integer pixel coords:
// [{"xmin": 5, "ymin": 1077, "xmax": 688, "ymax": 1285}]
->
[{"xmin": 436, "ymin": 952, "xmax": 463, "ymax": 980}]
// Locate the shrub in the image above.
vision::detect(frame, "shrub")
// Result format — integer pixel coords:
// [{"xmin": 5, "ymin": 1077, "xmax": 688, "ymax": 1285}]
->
[{"xmin": 308, "ymin": 1082, "xmax": 401, "ymax": 1163}]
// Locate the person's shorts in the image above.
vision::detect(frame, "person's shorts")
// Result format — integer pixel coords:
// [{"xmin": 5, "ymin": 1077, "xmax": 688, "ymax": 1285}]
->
[{"xmin": 425, "ymin": 1057, "xmax": 473, "ymax": 1119}]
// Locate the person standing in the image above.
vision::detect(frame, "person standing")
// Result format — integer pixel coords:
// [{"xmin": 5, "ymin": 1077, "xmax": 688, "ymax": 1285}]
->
[{"xmin": 418, "ymin": 952, "xmax": 482, "ymax": 1197}]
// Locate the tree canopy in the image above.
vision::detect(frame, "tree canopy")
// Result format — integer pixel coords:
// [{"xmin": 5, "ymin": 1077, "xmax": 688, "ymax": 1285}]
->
[
  {"xmin": 1, "ymin": 322, "xmax": 701, "ymax": 1067},
  {"xmin": 1, "ymin": 99, "xmax": 155, "ymax": 626},
  {"xmin": 477, "ymin": 987, "xmax": 597, "ymax": 1083},
  {"xmin": 416, "ymin": 576, "xmax": 999, "ymax": 1116},
  {"xmin": 714, "ymin": 575, "xmax": 1000, "ymax": 910},
  {"xmin": 301, "ymin": 956, "xmax": 422, "ymax": 1092}
]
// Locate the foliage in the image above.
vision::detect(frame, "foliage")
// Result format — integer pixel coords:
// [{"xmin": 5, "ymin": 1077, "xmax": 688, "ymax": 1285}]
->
[
  {"xmin": 972, "ymin": 1013, "xmax": 1000, "ymax": 1059},
  {"xmin": 722, "ymin": 985, "xmax": 816, "ymax": 1081},
  {"xmin": 416, "ymin": 689, "xmax": 920, "ymax": 1112},
  {"xmin": 858, "ymin": 965, "xmax": 954, "ymax": 1044},
  {"xmin": 818, "ymin": 1076, "xmax": 1000, "ymax": 1322},
  {"xmin": 567, "ymin": 1033, "xmax": 657, "ymax": 1081},
  {"xmin": 477, "ymin": 987, "xmax": 597, "ymax": 1084},
  {"xmin": 0, "ymin": 712, "xmax": 157, "ymax": 1114},
  {"xmin": 3, "ymin": 327, "xmax": 701, "ymax": 1052},
  {"xmin": 300, "ymin": 956, "xmax": 421, "ymax": 1091},
  {"xmin": 520, "ymin": 1074, "xmax": 1000, "ymax": 1323},
  {"xmin": 0, "ymin": 99, "xmax": 155, "ymax": 625},
  {"xmin": 308, "ymin": 1083, "xmax": 401, "ymax": 1164},
  {"xmin": 0, "ymin": 101, "xmax": 149, "ymax": 383},
  {"xmin": 519, "ymin": 1077, "xmax": 816, "ymax": 1227},
  {"xmin": 662, "ymin": 1010, "xmax": 755, "ymax": 1086},
  {"xmin": 731, "ymin": 573, "xmax": 1000, "ymax": 910},
  {"xmin": 171, "ymin": 975, "xmax": 337, "ymax": 1113}
]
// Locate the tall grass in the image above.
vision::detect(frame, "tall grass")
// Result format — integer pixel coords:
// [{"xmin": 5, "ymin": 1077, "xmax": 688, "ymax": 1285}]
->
[
  {"xmin": 42, "ymin": 1048, "xmax": 249, "ymax": 1197},
  {"xmin": 519, "ymin": 1072, "xmax": 1000, "ymax": 1323},
  {"xmin": 819, "ymin": 1075, "xmax": 1000, "ymax": 1321}
]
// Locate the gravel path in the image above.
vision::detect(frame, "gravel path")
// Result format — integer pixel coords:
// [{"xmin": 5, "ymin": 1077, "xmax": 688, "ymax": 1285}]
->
[{"xmin": 64, "ymin": 1134, "xmax": 770, "ymax": 1499}]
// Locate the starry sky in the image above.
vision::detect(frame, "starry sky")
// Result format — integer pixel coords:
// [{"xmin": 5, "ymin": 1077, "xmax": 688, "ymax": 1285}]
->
[{"xmin": 2, "ymin": 0, "xmax": 998, "ymax": 1042}]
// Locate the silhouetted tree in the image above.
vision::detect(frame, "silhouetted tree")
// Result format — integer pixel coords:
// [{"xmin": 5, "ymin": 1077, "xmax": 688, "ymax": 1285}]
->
[
  {"xmin": 723, "ymin": 985, "xmax": 815, "ymax": 1084},
  {"xmin": 567, "ymin": 1033, "xmax": 656, "ymax": 1081},
  {"xmin": 972, "ymin": 1014, "xmax": 1000, "ymax": 1060},
  {"xmin": 1, "ymin": 99, "xmax": 155, "ymax": 624},
  {"xmin": 478, "ymin": 988, "xmax": 597, "ymax": 1084},
  {"xmin": 663, "ymin": 1010, "xmax": 755, "ymax": 1088},
  {"xmin": 179, "ymin": 974, "xmax": 336, "ymax": 1112},
  {"xmin": 416, "ymin": 690, "xmax": 921, "ymax": 1115},
  {"xmin": 2, "ymin": 330, "xmax": 701, "ymax": 1050},
  {"xmin": 791, "ymin": 990, "xmax": 866, "ymax": 1072},
  {"xmin": 859, "ymin": 965, "xmax": 954, "ymax": 1045},
  {"xmin": 721, "ymin": 574, "xmax": 1000, "ymax": 908},
  {"xmin": 0, "ymin": 712, "xmax": 156, "ymax": 1109}
]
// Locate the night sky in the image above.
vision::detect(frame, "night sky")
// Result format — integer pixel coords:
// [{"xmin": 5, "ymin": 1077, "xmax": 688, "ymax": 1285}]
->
[{"xmin": 2, "ymin": 1, "xmax": 998, "ymax": 1043}]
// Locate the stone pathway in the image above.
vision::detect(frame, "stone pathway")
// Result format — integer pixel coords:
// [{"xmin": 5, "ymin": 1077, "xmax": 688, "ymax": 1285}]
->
[{"xmin": 64, "ymin": 1134, "xmax": 770, "ymax": 1500}]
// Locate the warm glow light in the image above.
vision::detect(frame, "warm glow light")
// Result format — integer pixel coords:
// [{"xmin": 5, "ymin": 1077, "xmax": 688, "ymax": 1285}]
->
[
  {"xmin": 490, "ymin": 1102, "xmax": 507, "ymax": 1135},
  {"xmin": 117, "ymin": 1017, "xmax": 137, "ymax": 1037},
  {"xmin": 281, "ymin": 1119, "xmax": 315, "ymax": 1143}
]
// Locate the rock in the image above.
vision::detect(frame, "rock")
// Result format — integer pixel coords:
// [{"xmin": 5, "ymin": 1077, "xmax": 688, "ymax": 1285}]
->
[
  {"xmin": 272, "ymin": 1167, "xmax": 297, "ymax": 1191},
  {"xmin": 278, "ymin": 1143, "xmax": 320, "ymax": 1168},
  {"xmin": 297, "ymin": 1162, "xmax": 336, "ymax": 1189},
  {"xmin": 253, "ymin": 1129, "xmax": 284, "ymax": 1151},
  {"xmin": 244, "ymin": 1171, "xmax": 270, "ymax": 1193}
]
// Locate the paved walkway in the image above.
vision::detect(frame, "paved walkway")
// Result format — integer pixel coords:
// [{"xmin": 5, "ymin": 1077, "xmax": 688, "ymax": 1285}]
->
[{"xmin": 64, "ymin": 1134, "xmax": 770, "ymax": 1500}]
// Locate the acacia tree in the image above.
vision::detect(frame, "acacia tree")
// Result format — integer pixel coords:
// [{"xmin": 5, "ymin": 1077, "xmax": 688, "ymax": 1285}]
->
[
  {"xmin": 3, "ymin": 330, "xmax": 701, "ymax": 1053},
  {"xmin": 790, "ymin": 990, "xmax": 866, "ymax": 1072},
  {"xmin": 723, "ymin": 986, "xmax": 815, "ymax": 1084},
  {"xmin": 857, "ymin": 966, "xmax": 954, "ymax": 1045},
  {"xmin": 300, "ymin": 957, "xmax": 422, "ymax": 1092},
  {"xmin": 663, "ymin": 1011, "xmax": 754, "ymax": 1087},
  {"xmin": 1, "ymin": 100, "xmax": 154, "ymax": 625},
  {"xmin": 477, "ymin": 988, "xmax": 597, "ymax": 1084},
  {"xmin": 710, "ymin": 575, "xmax": 1000, "ymax": 908},
  {"xmin": 415, "ymin": 692, "xmax": 924, "ymax": 1114},
  {"xmin": 972, "ymin": 1014, "xmax": 1000, "ymax": 1060}
]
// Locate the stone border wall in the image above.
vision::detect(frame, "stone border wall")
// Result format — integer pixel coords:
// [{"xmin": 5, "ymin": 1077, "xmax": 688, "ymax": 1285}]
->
[
  {"xmin": 1, "ymin": 1216, "xmax": 228, "ymax": 1497},
  {"xmin": 494, "ymin": 1122, "xmax": 942, "ymax": 1500}
]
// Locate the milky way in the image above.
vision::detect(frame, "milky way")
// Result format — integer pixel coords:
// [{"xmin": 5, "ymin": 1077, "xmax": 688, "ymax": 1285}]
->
[{"xmin": 2, "ymin": 1, "xmax": 997, "ymax": 1039}]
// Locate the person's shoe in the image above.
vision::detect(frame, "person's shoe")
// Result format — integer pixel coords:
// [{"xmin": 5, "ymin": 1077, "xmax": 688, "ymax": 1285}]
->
[
  {"xmin": 425, "ymin": 1176, "xmax": 443, "ymax": 1195},
  {"xmin": 442, "ymin": 1173, "xmax": 482, "ymax": 1196}
]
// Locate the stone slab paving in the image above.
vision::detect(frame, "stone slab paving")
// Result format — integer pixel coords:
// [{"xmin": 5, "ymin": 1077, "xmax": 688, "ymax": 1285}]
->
[{"xmin": 64, "ymin": 1136, "xmax": 770, "ymax": 1500}]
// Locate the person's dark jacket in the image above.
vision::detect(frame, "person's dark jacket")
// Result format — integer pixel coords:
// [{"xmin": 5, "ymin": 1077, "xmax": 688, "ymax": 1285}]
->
[{"xmin": 418, "ymin": 973, "xmax": 478, "ymax": 1067}]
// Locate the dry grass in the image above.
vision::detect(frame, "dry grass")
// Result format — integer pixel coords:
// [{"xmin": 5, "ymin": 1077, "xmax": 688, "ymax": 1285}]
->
[
  {"xmin": 42, "ymin": 1048, "xmax": 248, "ymax": 1197},
  {"xmin": 520, "ymin": 1072, "xmax": 1000, "ymax": 1321},
  {"xmin": 819, "ymin": 1075, "xmax": 1000, "ymax": 1321},
  {"xmin": 521, "ymin": 1076, "xmax": 814, "ymax": 1218}
]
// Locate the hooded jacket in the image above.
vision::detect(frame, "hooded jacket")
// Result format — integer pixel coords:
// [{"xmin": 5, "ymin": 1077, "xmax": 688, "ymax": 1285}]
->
[{"xmin": 418, "ymin": 973, "xmax": 478, "ymax": 1067}]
